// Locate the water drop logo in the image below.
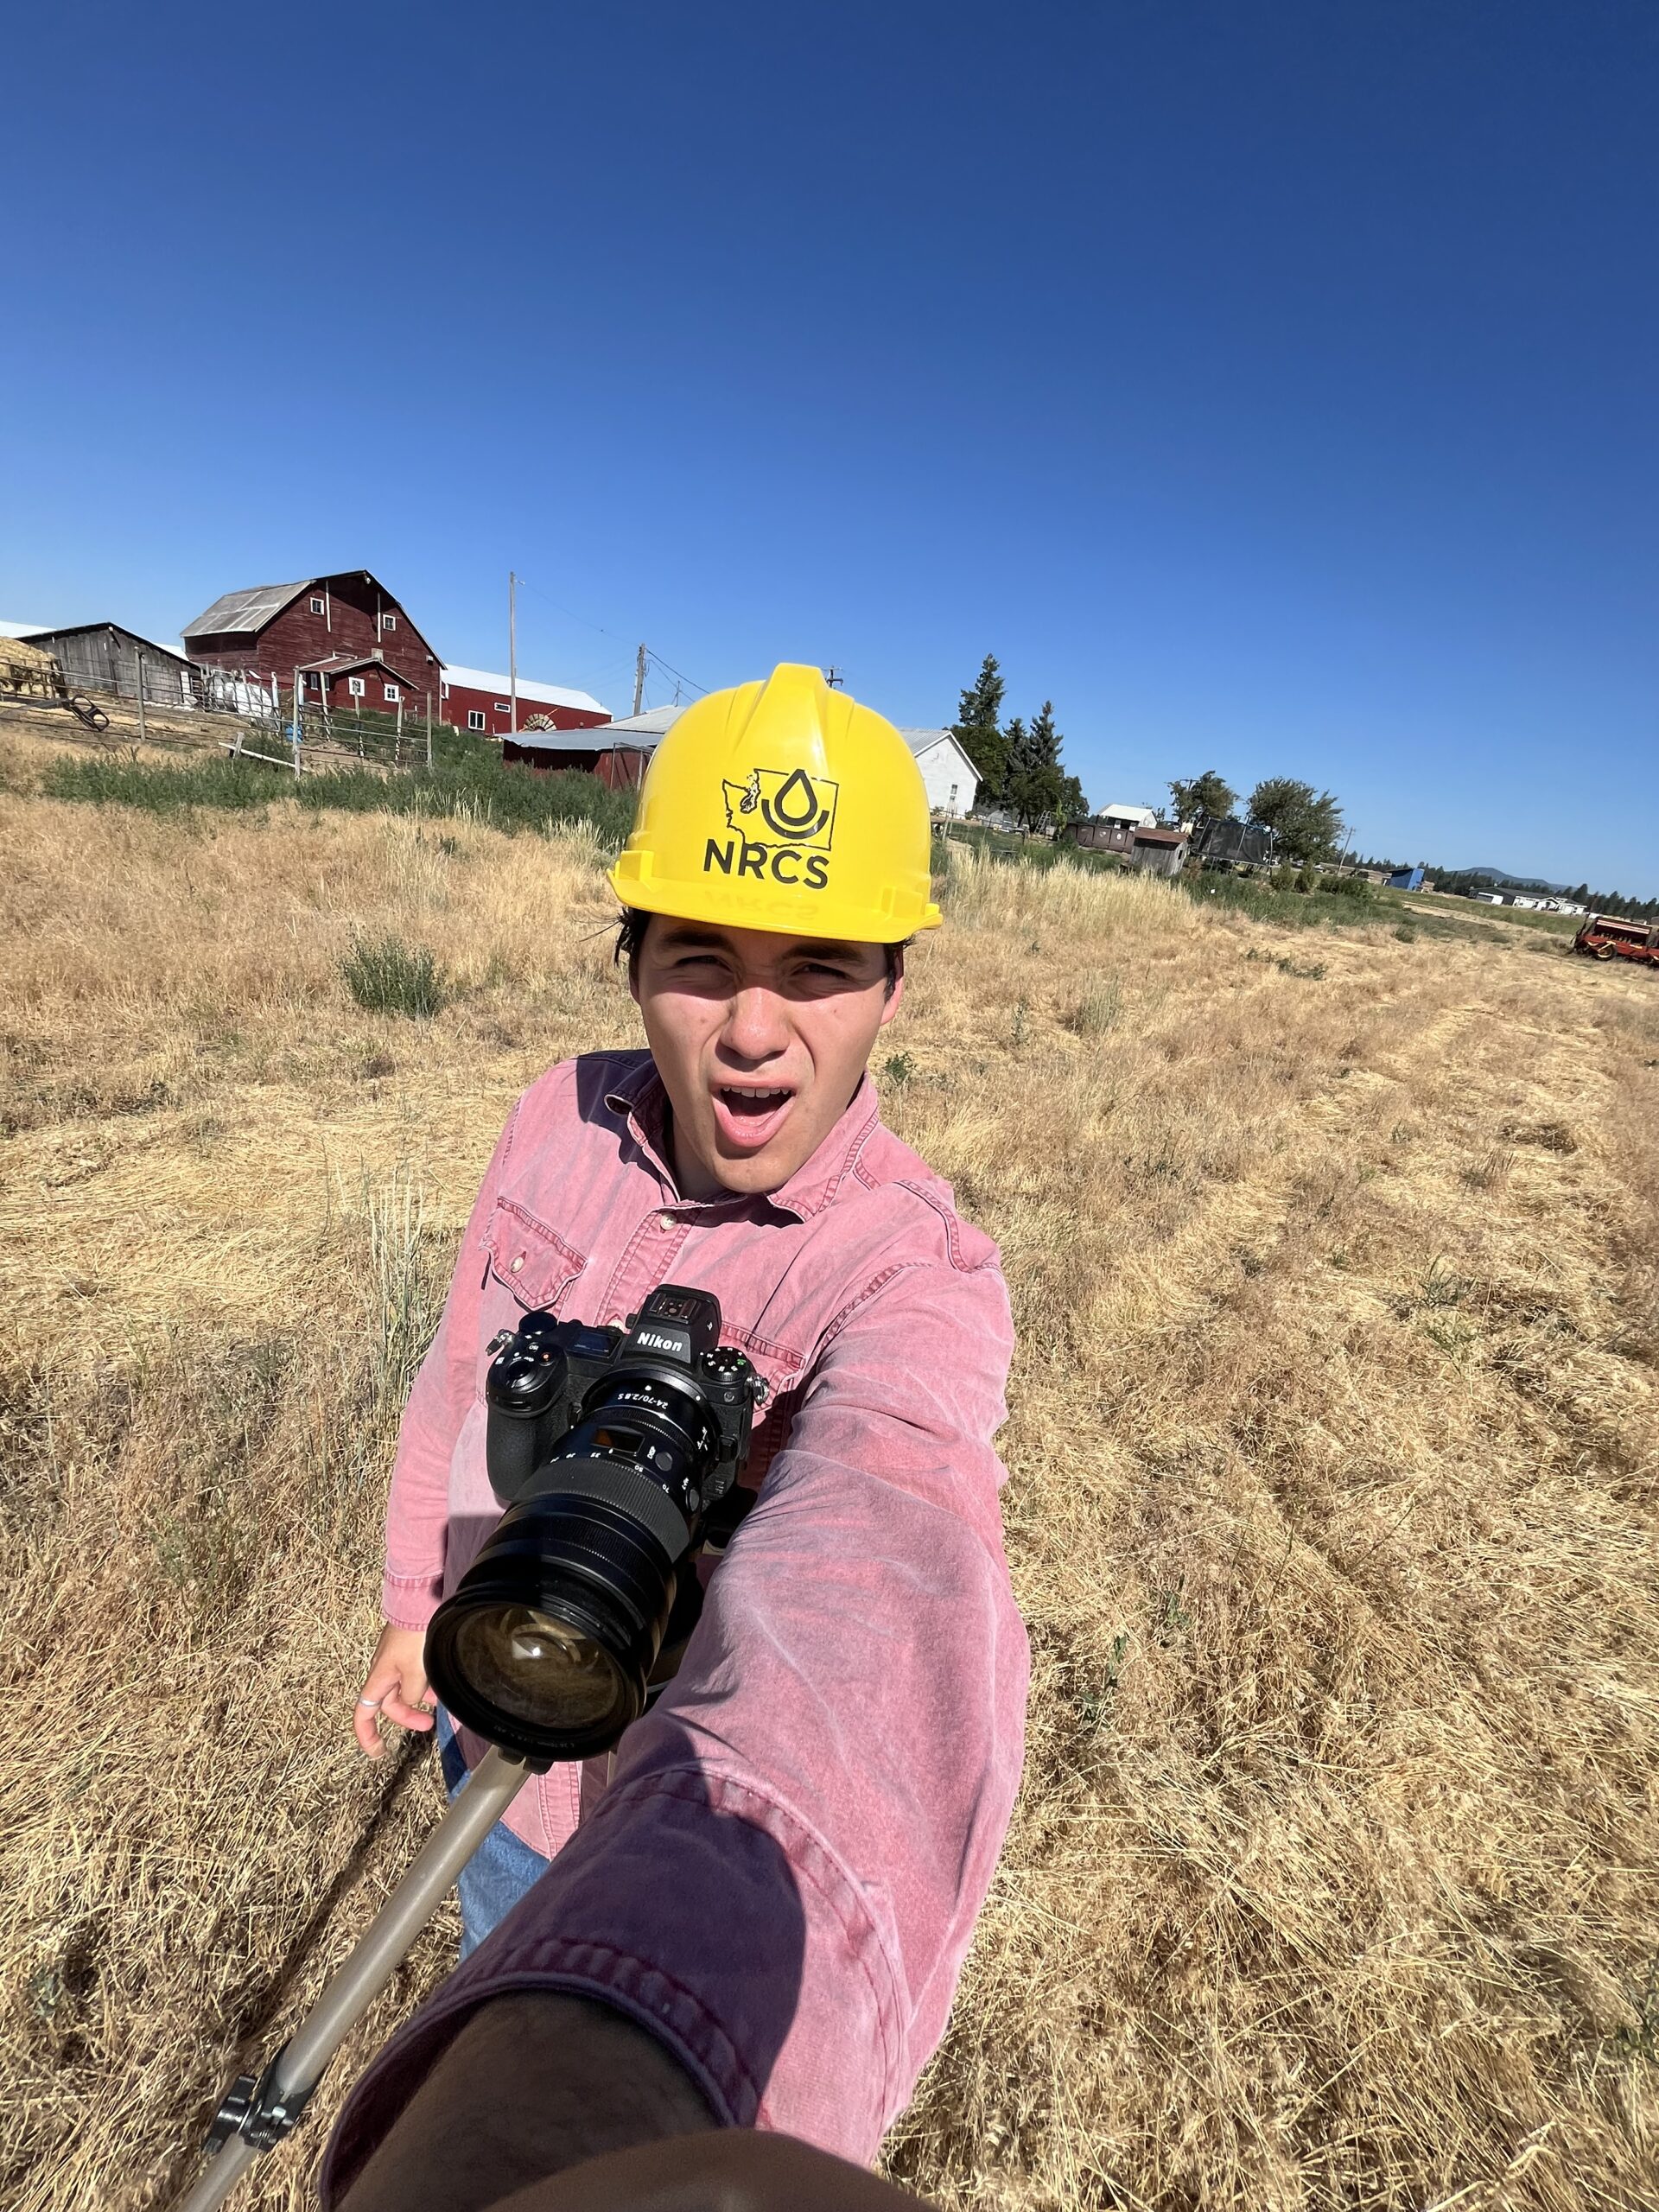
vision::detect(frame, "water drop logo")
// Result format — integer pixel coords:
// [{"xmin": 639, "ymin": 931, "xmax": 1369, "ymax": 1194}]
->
[{"xmin": 721, "ymin": 767, "xmax": 838, "ymax": 851}]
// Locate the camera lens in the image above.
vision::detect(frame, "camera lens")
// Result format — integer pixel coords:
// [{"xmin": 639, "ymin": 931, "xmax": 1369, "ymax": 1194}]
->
[
  {"xmin": 445, "ymin": 1605, "xmax": 627, "ymax": 1734},
  {"xmin": 426, "ymin": 1471, "xmax": 685, "ymax": 1763},
  {"xmin": 427, "ymin": 1343, "xmax": 751, "ymax": 1765}
]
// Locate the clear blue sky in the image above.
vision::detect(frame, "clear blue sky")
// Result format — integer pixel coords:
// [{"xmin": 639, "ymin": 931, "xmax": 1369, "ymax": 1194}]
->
[{"xmin": 4, "ymin": 3, "xmax": 1656, "ymax": 892}]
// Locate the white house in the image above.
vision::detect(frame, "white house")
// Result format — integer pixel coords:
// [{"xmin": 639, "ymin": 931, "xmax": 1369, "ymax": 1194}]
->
[
  {"xmin": 899, "ymin": 728, "xmax": 980, "ymax": 817},
  {"xmin": 1099, "ymin": 801, "xmax": 1159, "ymax": 830}
]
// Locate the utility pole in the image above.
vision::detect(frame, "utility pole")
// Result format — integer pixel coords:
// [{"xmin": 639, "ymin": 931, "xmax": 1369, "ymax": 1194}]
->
[
  {"xmin": 509, "ymin": 571, "xmax": 518, "ymax": 735},
  {"xmin": 632, "ymin": 642, "xmax": 647, "ymax": 717}
]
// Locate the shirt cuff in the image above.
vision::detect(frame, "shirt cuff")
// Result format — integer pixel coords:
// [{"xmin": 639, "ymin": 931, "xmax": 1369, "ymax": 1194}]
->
[{"xmin": 380, "ymin": 1568, "xmax": 445, "ymax": 1632}]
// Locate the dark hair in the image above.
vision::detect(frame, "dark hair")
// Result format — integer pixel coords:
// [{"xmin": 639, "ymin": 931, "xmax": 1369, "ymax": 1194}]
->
[{"xmin": 614, "ymin": 908, "xmax": 906, "ymax": 997}]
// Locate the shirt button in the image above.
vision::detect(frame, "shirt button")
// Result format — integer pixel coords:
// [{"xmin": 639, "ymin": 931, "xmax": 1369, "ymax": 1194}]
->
[
  {"xmin": 509, "ymin": 1254, "xmax": 524, "ymax": 1274},
  {"xmin": 658, "ymin": 1212, "xmax": 674, "ymax": 1230}
]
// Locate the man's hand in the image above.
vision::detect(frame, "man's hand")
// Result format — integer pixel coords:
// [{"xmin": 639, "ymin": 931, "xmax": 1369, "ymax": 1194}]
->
[
  {"xmin": 354, "ymin": 1623, "xmax": 435, "ymax": 1758},
  {"xmin": 338, "ymin": 1993, "xmax": 715, "ymax": 2211}
]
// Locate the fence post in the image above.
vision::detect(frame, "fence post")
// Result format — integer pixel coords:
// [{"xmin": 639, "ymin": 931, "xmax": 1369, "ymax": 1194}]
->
[
  {"xmin": 425, "ymin": 690, "xmax": 433, "ymax": 770},
  {"xmin": 135, "ymin": 654, "xmax": 147, "ymax": 747},
  {"xmin": 292, "ymin": 665, "xmax": 302, "ymax": 779}
]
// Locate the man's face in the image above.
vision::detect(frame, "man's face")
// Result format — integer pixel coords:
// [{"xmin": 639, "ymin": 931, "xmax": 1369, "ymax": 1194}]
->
[{"xmin": 630, "ymin": 918, "xmax": 905, "ymax": 1198}]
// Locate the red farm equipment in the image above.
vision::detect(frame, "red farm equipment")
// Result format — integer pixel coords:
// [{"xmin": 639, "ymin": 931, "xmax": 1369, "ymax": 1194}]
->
[{"xmin": 1573, "ymin": 913, "xmax": 1659, "ymax": 969}]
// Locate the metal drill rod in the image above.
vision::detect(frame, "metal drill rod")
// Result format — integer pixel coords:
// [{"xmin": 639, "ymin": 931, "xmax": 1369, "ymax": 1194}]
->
[{"xmin": 174, "ymin": 1745, "xmax": 531, "ymax": 2212}]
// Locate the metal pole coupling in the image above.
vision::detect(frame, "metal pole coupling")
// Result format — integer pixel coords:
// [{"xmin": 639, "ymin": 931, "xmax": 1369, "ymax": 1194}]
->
[{"xmin": 173, "ymin": 1746, "xmax": 531, "ymax": 2212}]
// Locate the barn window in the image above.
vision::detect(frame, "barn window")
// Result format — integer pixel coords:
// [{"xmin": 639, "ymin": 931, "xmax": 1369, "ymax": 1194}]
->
[
  {"xmin": 381, "ymin": 613, "xmax": 397, "ymax": 631},
  {"xmin": 383, "ymin": 682, "xmax": 402, "ymax": 703},
  {"xmin": 310, "ymin": 596, "xmax": 325, "ymax": 614},
  {"xmin": 348, "ymin": 677, "xmax": 365, "ymax": 697},
  {"xmin": 494, "ymin": 702, "xmax": 511, "ymax": 713},
  {"xmin": 467, "ymin": 709, "xmax": 486, "ymax": 731}
]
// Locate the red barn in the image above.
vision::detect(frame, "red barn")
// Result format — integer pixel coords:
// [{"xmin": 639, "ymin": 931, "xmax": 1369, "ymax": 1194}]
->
[
  {"xmin": 181, "ymin": 572, "xmax": 442, "ymax": 710},
  {"xmin": 439, "ymin": 664, "xmax": 609, "ymax": 737}
]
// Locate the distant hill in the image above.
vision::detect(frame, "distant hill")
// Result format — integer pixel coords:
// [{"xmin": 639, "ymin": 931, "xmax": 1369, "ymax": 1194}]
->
[{"xmin": 1459, "ymin": 865, "xmax": 1573, "ymax": 894}]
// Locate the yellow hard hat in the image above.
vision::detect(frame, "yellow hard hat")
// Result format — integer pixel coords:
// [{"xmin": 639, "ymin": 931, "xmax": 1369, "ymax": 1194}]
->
[{"xmin": 608, "ymin": 663, "xmax": 942, "ymax": 943}]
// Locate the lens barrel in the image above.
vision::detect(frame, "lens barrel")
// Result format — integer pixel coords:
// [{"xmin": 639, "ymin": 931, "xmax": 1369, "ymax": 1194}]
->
[{"xmin": 428, "ymin": 1313, "xmax": 756, "ymax": 1763}]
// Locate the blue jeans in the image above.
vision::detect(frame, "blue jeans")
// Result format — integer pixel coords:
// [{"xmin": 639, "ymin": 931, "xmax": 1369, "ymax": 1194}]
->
[{"xmin": 437, "ymin": 1713, "xmax": 551, "ymax": 1957}]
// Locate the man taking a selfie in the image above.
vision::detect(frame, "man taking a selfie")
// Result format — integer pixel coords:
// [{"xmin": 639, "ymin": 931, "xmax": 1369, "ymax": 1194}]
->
[{"xmin": 327, "ymin": 664, "xmax": 1028, "ymax": 2208}]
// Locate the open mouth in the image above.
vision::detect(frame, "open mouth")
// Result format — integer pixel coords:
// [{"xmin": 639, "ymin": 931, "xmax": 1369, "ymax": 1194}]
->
[{"xmin": 712, "ymin": 1083, "xmax": 797, "ymax": 1150}]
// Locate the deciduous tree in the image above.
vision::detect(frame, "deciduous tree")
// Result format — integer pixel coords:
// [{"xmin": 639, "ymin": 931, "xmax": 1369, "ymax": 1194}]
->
[
  {"xmin": 1168, "ymin": 770, "xmax": 1238, "ymax": 823},
  {"xmin": 1246, "ymin": 778, "xmax": 1345, "ymax": 865}
]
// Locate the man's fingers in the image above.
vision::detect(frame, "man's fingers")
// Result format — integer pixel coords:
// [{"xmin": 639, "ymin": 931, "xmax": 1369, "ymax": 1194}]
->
[
  {"xmin": 354, "ymin": 1698, "xmax": 389, "ymax": 1758},
  {"xmin": 382, "ymin": 1689, "xmax": 437, "ymax": 1733},
  {"xmin": 353, "ymin": 1659, "xmax": 408, "ymax": 1758}
]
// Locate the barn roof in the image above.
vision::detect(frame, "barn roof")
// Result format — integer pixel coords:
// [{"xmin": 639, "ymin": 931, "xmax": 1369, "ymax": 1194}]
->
[
  {"xmin": 182, "ymin": 582, "xmax": 312, "ymax": 638},
  {"xmin": 20, "ymin": 620, "xmax": 196, "ymax": 665},
  {"xmin": 297, "ymin": 651, "xmax": 407, "ymax": 676},
  {"xmin": 441, "ymin": 664, "xmax": 607, "ymax": 716},
  {"xmin": 899, "ymin": 727, "xmax": 978, "ymax": 765},
  {"xmin": 505, "ymin": 728, "xmax": 649, "ymax": 754},
  {"xmin": 601, "ymin": 704, "xmax": 683, "ymax": 737}
]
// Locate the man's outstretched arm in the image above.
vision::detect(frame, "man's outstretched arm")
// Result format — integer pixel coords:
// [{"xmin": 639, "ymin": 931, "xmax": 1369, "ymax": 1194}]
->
[{"xmin": 321, "ymin": 1255, "xmax": 1027, "ymax": 2200}]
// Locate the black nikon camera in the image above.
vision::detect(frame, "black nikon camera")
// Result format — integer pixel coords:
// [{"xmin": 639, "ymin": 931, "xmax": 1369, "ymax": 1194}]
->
[{"xmin": 424, "ymin": 1286, "xmax": 765, "ymax": 1765}]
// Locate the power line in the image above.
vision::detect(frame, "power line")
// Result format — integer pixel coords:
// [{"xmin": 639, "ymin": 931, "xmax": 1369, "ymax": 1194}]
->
[{"xmin": 643, "ymin": 647, "xmax": 707, "ymax": 699}]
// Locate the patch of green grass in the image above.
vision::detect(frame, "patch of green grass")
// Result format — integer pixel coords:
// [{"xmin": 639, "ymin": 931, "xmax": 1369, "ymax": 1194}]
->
[
  {"xmin": 39, "ymin": 750, "xmax": 638, "ymax": 848},
  {"xmin": 41, "ymin": 756, "xmax": 276, "ymax": 812},
  {"xmin": 882, "ymin": 1050, "xmax": 917, "ymax": 1089},
  {"xmin": 1183, "ymin": 873, "xmax": 1382, "ymax": 931},
  {"xmin": 340, "ymin": 935, "xmax": 449, "ymax": 1019}
]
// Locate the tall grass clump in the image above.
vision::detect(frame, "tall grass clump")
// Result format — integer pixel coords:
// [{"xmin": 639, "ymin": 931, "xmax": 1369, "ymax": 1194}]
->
[{"xmin": 340, "ymin": 934, "xmax": 449, "ymax": 1018}]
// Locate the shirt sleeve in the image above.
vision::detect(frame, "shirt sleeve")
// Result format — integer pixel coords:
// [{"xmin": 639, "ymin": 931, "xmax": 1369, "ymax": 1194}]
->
[
  {"xmin": 379, "ymin": 1104, "xmax": 521, "ymax": 1632},
  {"xmin": 321, "ymin": 1249, "xmax": 1028, "ymax": 2192}
]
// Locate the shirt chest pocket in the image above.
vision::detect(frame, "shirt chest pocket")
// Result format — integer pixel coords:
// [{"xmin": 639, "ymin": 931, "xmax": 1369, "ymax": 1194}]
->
[{"xmin": 476, "ymin": 1199, "xmax": 588, "ymax": 1397}]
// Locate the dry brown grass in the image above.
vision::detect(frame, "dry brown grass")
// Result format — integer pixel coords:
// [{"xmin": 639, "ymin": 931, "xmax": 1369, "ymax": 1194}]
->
[{"xmin": 1, "ymin": 728, "xmax": 1656, "ymax": 2212}]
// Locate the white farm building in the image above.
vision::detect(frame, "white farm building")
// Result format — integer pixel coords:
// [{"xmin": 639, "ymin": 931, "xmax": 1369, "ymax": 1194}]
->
[{"xmin": 899, "ymin": 728, "xmax": 980, "ymax": 817}]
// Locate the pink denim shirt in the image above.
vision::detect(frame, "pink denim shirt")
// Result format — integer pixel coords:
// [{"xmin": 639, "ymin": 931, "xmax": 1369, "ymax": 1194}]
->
[{"xmin": 321, "ymin": 1049, "xmax": 1027, "ymax": 2188}]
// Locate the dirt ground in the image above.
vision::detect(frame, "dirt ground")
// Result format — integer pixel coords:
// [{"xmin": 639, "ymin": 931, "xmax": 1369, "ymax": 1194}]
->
[{"xmin": 1, "ymin": 730, "xmax": 1655, "ymax": 2210}]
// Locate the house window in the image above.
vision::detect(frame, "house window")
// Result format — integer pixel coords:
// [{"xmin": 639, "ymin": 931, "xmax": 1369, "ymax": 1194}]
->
[
  {"xmin": 347, "ymin": 677, "xmax": 365, "ymax": 698},
  {"xmin": 310, "ymin": 596, "xmax": 325, "ymax": 614},
  {"xmin": 949, "ymin": 784, "xmax": 958, "ymax": 808},
  {"xmin": 381, "ymin": 613, "xmax": 397, "ymax": 631},
  {"xmin": 467, "ymin": 709, "xmax": 486, "ymax": 731},
  {"xmin": 308, "ymin": 672, "xmax": 323, "ymax": 691},
  {"xmin": 383, "ymin": 682, "xmax": 402, "ymax": 703}
]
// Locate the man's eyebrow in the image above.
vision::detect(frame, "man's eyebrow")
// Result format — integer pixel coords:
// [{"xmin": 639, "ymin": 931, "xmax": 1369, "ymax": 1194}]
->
[{"xmin": 652, "ymin": 925, "xmax": 870, "ymax": 963}]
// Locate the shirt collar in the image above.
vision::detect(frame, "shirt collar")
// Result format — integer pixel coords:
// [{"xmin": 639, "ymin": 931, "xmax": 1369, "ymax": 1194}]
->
[{"xmin": 604, "ymin": 1059, "xmax": 880, "ymax": 1221}]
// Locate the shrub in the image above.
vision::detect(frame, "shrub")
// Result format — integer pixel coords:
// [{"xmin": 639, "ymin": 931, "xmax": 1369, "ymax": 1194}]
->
[{"xmin": 340, "ymin": 935, "xmax": 449, "ymax": 1018}]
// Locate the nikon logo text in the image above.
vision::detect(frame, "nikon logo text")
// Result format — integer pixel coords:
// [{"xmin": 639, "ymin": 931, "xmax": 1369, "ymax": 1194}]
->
[{"xmin": 635, "ymin": 1330, "xmax": 683, "ymax": 1354}]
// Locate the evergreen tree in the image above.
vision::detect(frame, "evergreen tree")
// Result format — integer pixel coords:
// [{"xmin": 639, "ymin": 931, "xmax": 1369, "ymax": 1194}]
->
[
  {"xmin": 952, "ymin": 655, "xmax": 1008, "ymax": 805},
  {"xmin": 1007, "ymin": 702, "xmax": 1071, "ymax": 832}
]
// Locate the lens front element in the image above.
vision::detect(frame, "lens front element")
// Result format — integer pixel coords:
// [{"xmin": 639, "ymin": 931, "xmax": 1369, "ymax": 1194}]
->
[{"xmin": 449, "ymin": 1604, "xmax": 627, "ymax": 1735}]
